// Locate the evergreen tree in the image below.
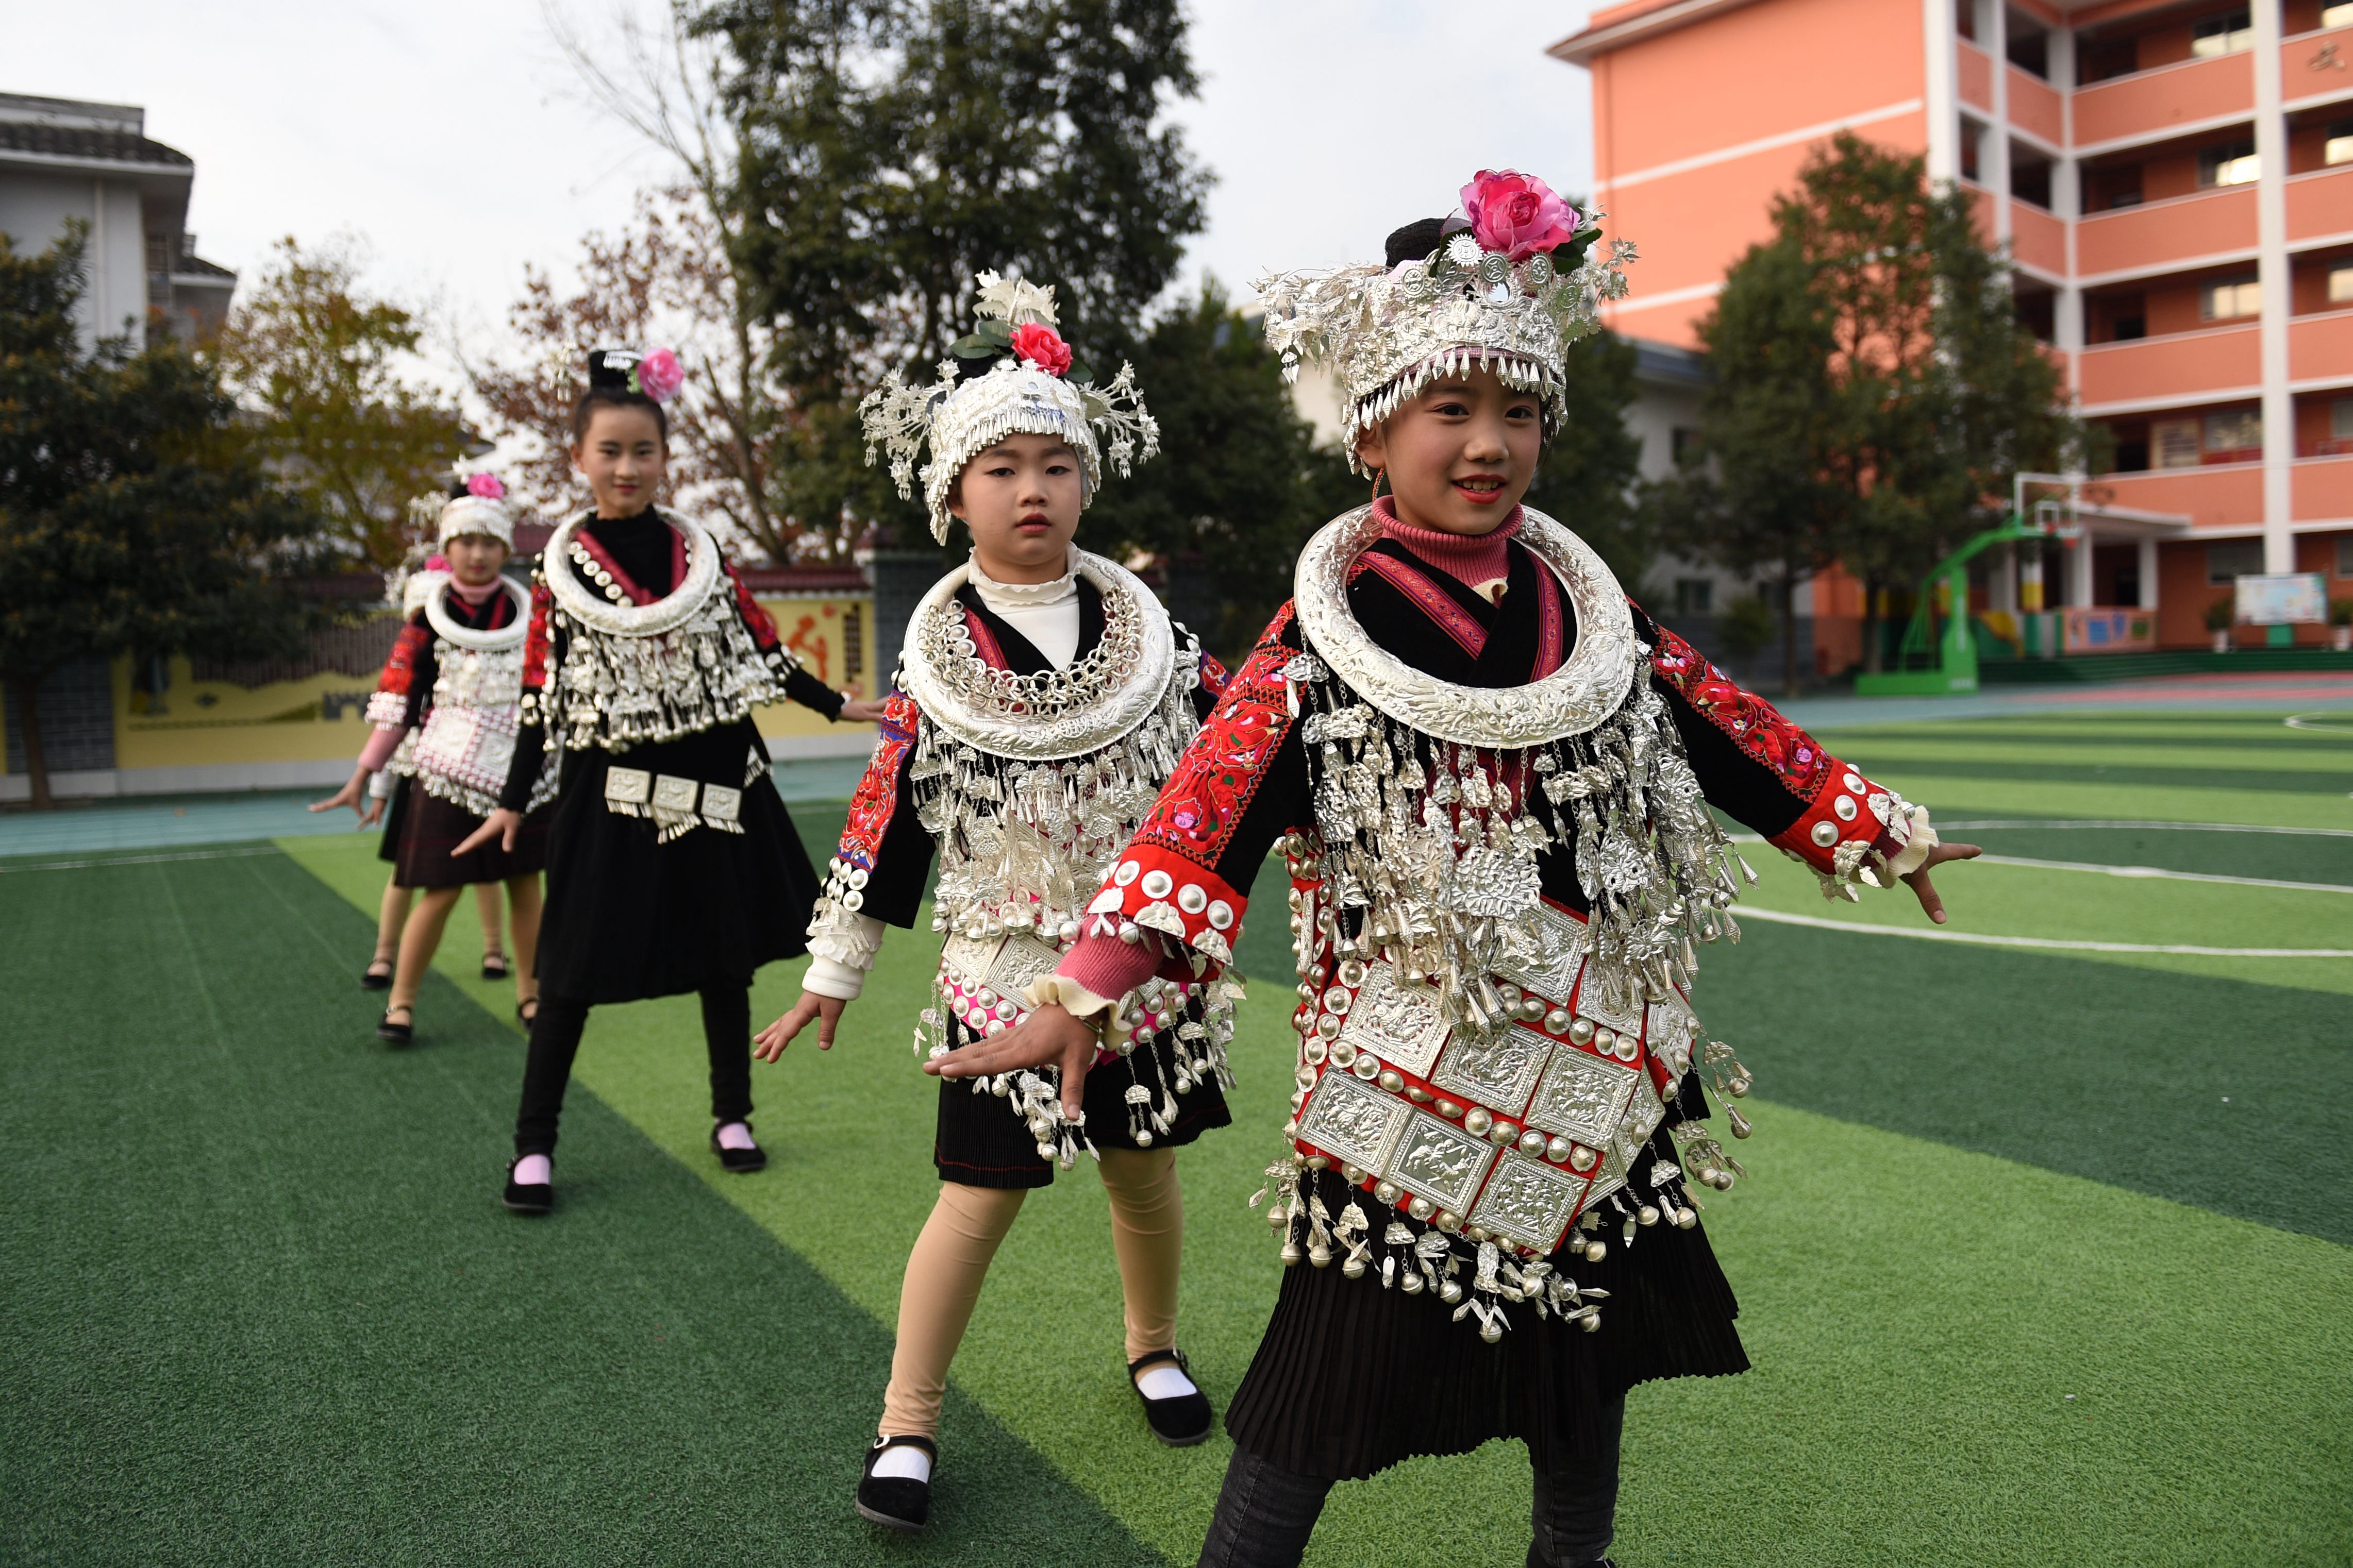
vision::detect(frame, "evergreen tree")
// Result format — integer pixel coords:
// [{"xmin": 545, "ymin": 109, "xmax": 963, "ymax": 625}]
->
[
  {"xmin": 697, "ymin": 0, "xmax": 1209, "ymax": 543},
  {"xmin": 0, "ymin": 229, "xmax": 338, "ymax": 808}
]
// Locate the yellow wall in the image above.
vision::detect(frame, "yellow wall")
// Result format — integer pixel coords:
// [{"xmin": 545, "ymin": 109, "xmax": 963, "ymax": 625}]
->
[{"xmin": 2, "ymin": 593, "xmax": 878, "ymax": 778}]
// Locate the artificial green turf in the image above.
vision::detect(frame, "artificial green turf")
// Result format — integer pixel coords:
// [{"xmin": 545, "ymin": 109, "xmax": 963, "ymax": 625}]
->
[
  {"xmin": 1934, "ymin": 821, "xmax": 2353, "ymax": 884},
  {"xmin": 0, "ymin": 844, "xmax": 1150, "ymax": 1567},
  {"xmin": 13, "ymin": 709, "xmax": 2353, "ymax": 1567}
]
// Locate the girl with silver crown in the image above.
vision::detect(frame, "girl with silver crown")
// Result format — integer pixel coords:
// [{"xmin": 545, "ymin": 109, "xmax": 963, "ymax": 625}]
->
[
  {"xmin": 454, "ymin": 347, "xmax": 883, "ymax": 1216},
  {"xmin": 934, "ymin": 173, "xmax": 1981, "ymax": 1568},
  {"xmin": 752, "ymin": 274, "xmax": 1238, "ymax": 1532},
  {"xmin": 311, "ymin": 473, "xmax": 554, "ymax": 1042}
]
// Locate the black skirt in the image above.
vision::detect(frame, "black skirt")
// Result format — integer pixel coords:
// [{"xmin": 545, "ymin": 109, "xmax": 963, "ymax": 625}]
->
[
  {"xmin": 534, "ymin": 718, "xmax": 822, "ymax": 1006},
  {"xmin": 933, "ymin": 1018, "xmax": 1232, "ymax": 1188},
  {"xmin": 392, "ymin": 788, "xmax": 551, "ymax": 888},
  {"xmin": 1223, "ymin": 1149, "xmax": 1749, "ymax": 1482},
  {"xmin": 375, "ymin": 775, "xmax": 411, "ymax": 866}
]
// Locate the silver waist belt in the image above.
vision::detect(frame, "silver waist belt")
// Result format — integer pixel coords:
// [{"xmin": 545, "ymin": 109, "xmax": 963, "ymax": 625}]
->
[{"xmin": 603, "ymin": 766, "xmax": 745, "ymax": 843}]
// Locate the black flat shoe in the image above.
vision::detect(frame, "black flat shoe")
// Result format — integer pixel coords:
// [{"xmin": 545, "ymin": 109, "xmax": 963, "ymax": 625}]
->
[
  {"xmin": 855, "ymin": 1436, "xmax": 934, "ymax": 1532},
  {"xmin": 481, "ymin": 954, "xmax": 509, "ymax": 981},
  {"xmin": 503, "ymin": 1159, "xmax": 552, "ymax": 1216},
  {"xmin": 377, "ymin": 1007, "xmax": 414, "ymax": 1045},
  {"xmin": 711, "ymin": 1123, "xmax": 766, "ymax": 1173},
  {"xmin": 516, "ymin": 997, "xmax": 539, "ymax": 1026},
  {"xmin": 1128, "ymin": 1348, "xmax": 1213, "ymax": 1446},
  {"xmin": 360, "ymin": 959, "xmax": 394, "ymax": 991}
]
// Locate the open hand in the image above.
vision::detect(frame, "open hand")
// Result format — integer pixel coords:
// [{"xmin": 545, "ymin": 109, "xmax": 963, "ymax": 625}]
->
[
  {"xmin": 923, "ymin": 1003, "xmax": 1098, "ymax": 1119},
  {"xmin": 453, "ymin": 807, "xmax": 521, "ymax": 857},
  {"xmin": 754, "ymin": 991, "xmax": 846, "ymax": 1061},
  {"xmin": 1902, "ymin": 840, "xmax": 1981, "ymax": 924},
  {"xmin": 309, "ymin": 766, "xmax": 383, "ymax": 828},
  {"xmin": 838, "ymin": 696, "xmax": 888, "ymax": 724}
]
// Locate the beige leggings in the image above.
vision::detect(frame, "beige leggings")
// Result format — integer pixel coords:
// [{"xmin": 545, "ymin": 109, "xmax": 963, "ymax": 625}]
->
[{"xmin": 878, "ymin": 1145, "xmax": 1184, "ymax": 1440}]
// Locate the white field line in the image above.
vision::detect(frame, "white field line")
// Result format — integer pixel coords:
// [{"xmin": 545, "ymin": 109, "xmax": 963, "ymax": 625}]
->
[
  {"xmin": 0, "ymin": 845, "xmax": 283, "ymax": 874},
  {"xmin": 1734, "ymin": 906, "xmax": 2353, "ymax": 957},
  {"xmin": 1932, "ymin": 819, "xmax": 2353, "ymax": 836},
  {"xmin": 1971, "ymin": 853, "xmax": 2353, "ymax": 895}
]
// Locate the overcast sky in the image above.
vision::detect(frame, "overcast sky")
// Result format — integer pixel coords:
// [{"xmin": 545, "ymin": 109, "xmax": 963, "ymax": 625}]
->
[{"xmin": 10, "ymin": 1, "xmax": 1609, "ymax": 359}]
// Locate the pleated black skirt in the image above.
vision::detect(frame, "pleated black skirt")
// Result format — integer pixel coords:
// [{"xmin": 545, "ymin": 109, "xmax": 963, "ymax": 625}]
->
[
  {"xmin": 1223, "ymin": 1153, "xmax": 1748, "ymax": 1481},
  {"xmin": 392, "ymin": 788, "xmax": 551, "ymax": 888},
  {"xmin": 932, "ymin": 1016, "xmax": 1232, "ymax": 1188},
  {"xmin": 534, "ymin": 718, "xmax": 822, "ymax": 1005}
]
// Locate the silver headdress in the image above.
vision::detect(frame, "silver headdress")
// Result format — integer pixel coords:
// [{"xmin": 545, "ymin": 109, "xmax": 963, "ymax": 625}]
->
[
  {"xmin": 860, "ymin": 271, "xmax": 1159, "ymax": 543},
  {"xmin": 406, "ymin": 474, "xmax": 518, "ymax": 552},
  {"xmin": 1253, "ymin": 170, "xmax": 1634, "ymax": 475}
]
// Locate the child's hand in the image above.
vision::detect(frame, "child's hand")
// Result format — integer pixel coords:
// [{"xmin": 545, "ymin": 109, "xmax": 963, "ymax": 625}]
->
[
  {"xmin": 453, "ymin": 808, "xmax": 522, "ymax": 856},
  {"xmin": 838, "ymin": 696, "xmax": 888, "ymax": 724},
  {"xmin": 1902, "ymin": 841, "xmax": 1981, "ymax": 924},
  {"xmin": 926, "ymin": 1004, "xmax": 1097, "ymax": 1120},
  {"xmin": 755, "ymin": 991, "xmax": 845, "ymax": 1061}
]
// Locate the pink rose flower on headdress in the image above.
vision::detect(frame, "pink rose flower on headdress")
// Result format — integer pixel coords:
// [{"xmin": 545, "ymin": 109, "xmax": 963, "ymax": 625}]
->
[
  {"xmin": 465, "ymin": 472, "xmax": 506, "ymax": 500},
  {"xmin": 1459, "ymin": 170, "xmax": 1580, "ymax": 262},
  {"xmin": 631, "ymin": 346, "xmax": 686, "ymax": 403},
  {"xmin": 1010, "ymin": 323, "xmax": 1075, "ymax": 378},
  {"xmin": 424, "ymin": 554, "xmax": 449, "ymax": 573}
]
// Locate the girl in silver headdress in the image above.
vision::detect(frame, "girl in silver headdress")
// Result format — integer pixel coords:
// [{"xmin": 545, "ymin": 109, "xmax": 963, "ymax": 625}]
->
[
  {"xmin": 311, "ymin": 474, "xmax": 553, "ymax": 1041},
  {"xmin": 934, "ymin": 173, "xmax": 1980, "ymax": 1568},
  {"xmin": 454, "ymin": 348, "xmax": 883, "ymax": 1216},
  {"xmin": 752, "ymin": 274, "xmax": 1236, "ymax": 1532}
]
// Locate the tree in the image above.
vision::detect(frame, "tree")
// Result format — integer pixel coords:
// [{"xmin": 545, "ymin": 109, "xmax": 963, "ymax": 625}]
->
[
  {"xmin": 469, "ymin": 189, "xmax": 817, "ymax": 558},
  {"xmin": 1659, "ymin": 132, "xmax": 2085, "ymax": 679},
  {"xmin": 697, "ymin": 0, "xmax": 1210, "ymax": 544},
  {"xmin": 212, "ymin": 237, "xmax": 466, "ymax": 569},
  {"xmin": 1523, "ymin": 330, "xmax": 1649, "ymax": 597},
  {"xmin": 0, "ymin": 229, "xmax": 339, "ymax": 808}
]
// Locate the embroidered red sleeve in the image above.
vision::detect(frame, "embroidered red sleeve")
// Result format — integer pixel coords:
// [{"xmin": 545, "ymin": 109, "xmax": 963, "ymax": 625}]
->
[
  {"xmin": 1196, "ymin": 647, "xmax": 1231, "ymax": 701},
  {"xmin": 521, "ymin": 579, "xmax": 554, "ymax": 693},
  {"xmin": 365, "ymin": 615, "xmax": 432, "ymax": 727},
  {"xmin": 837, "ymin": 689, "xmax": 921, "ymax": 872},
  {"xmin": 1646, "ymin": 616, "xmax": 1916, "ymax": 879},
  {"xmin": 1083, "ymin": 607, "xmax": 1305, "ymax": 964},
  {"xmin": 723, "ymin": 560, "xmax": 783, "ymax": 652}
]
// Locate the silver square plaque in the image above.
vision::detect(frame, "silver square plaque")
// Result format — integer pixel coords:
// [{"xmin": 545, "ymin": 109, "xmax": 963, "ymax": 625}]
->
[
  {"xmin": 1494, "ymin": 901, "xmax": 1586, "ymax": 1003},
  {"xmin": 1382, "ymin": 1109, "xmax": 1497, "ymax": 1215},
  {"xmin": 652, "ymin": 773, "xmax": 700, "ymax": 814},
  {"xmin": 940, "ymin": 932, "xmax": 1002, "ymax": 987},
  {"xmin": 1467, "ymin": 1149, "xmax": 1587, "ymax": 1253},
  {"xmin": 1524, "ymin": 1047, "xmax": 1641, "ymax": 1147},
  {"xmin": 700, "ymin": 784, "xmax": 743, "ymax": 824},
  {"xmin": 604, "ymin": 766, "xmax": 652, "ymax": 805},
  {"xmin": 1295, "ymin": 1071, "xmax": 1410, "ymax": 1174},
  {"xmin": 988, "ymin": 932, "xmax": 1065, "ymax": 1000},
  {"xmin": 1336, "ymin": 961, "xmax": 1450, "ymax": 1077},
  {"xmin": 1429, "ymin": 1024, "xmax": 1552, "ymax": 1118}
]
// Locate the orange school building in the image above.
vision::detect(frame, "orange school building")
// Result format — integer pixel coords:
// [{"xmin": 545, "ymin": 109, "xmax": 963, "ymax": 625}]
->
[{"xmin": 1554, "ymin": 0, "xmax": 2353, "ymax": 661}]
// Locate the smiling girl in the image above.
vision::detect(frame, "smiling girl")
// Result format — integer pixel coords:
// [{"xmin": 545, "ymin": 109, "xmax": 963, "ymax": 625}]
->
[
  {"xmin": 753, "ymin": 276, "xmax": 1231, "ymax": 1531},
  {"xmin": 456, "ymin": 348, "xmax": 881, "ymax": 1215},
  {"xmin": 934, "ymin": 173, "xmax": 1980, "ymax": 1568}
]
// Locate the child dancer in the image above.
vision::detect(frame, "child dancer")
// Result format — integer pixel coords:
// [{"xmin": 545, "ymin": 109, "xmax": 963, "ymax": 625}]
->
[
  {"xmin": 314, "ymin": 479, "xmax": 552, "ymax": 1039},
  {"xmin": 455, "ymin": 348, "xmax": 881, "ymax": 1213},
  {"xmin": 934, "ymin": 173, "xmax": 1980, "ymax": 1568},
  {"xmin": 752, "ymin": 274, "xmax": 1235, "ymax": 1532}
]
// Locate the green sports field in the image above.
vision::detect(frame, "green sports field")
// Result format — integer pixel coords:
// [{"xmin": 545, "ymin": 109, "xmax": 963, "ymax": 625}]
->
[{"xmin": 4, "ymin": 704, "xmax": 2349, "ymax": 1566}]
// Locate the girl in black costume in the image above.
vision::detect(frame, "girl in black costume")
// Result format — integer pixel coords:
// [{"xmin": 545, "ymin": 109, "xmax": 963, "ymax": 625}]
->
[{"xmin": 457, "ymin": 348, "xmax": 883, "ymax": 1213}]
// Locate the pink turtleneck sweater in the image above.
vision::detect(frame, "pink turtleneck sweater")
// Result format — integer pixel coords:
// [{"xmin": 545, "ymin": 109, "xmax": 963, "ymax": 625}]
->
[{"xmin": 1048, "ymin": 502, "xmax": 1528, "ymax": 1014}]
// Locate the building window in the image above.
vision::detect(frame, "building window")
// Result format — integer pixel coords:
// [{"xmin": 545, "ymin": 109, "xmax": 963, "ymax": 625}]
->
[
  {"xmin": 2154, "ymin": 418, "xmax": 2202, "ymax": 468},
  {"xmin": 2204, "ymin": 409, "xmax": 2262, "ymax": 458},
  {"xmin": 2338, "ymin": 533, "xmax": 2353, "ymax": 576},
  {"xmin": 2191, "ymin": 10, "xmax": 2253, "ymax": 58},
  {"xmin": 1674, "ymin": 579, "xmax": 1714, "ymax": 617},
  {"xmin": 2198, "ymin": 140, "xmax": 2260, "ymax": 188},
  {"xmin": 2201, "ymin": 278, "xmax": 2260, "ymax": 320},
  {"xmin": 2331, "ymin": 265, "xmax": 2353, "ymax": 305},
  {"xmin": 1670, "ymin": 426, "xmax": 1699, "ymax": 465},
  {"xmin": 2334, "ymin": 399, "xmax": 2353, "ymax": 442},
  {"xmin": 2328, "ymin": 3, "xmax": 2353, "ymax": 28},
  {"xmin": 1960, "ymin": 120, "xmax": 1982, "ymax": 182},
  {"xmin": 2328, "ymin": 120, "xmax": 2353, "ymax": 166},
  {"xmin": 2207, "ymin": 539, "xmax": 2264, "ymax": 584}
]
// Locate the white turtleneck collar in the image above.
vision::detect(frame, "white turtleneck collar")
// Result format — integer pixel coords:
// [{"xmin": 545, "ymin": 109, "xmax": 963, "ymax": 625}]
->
[{"xmin": 967, "ymin": 548, "xmax": 1081, "ymax": 669}]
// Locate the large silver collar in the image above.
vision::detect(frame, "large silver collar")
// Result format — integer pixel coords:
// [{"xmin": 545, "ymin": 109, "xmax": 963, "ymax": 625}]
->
[
  {"xmin": 423, "ymin": 575, "xmax": 530, "ymax": 652},
  {"xmin": 543, "ymin": 511, "xmax": 722, "ymax": 637},
  {"xmin": 1292, "ymin": 504, "xmax": 1636, "ymax": 747},
  {"xmin": 899, "ymin": 548, "xmax": 1176, "ymax": 762}
]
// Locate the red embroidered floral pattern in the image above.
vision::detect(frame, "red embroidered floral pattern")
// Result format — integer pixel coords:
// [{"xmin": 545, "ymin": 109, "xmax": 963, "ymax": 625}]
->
[
  {"xmin": 1130, "ymin": 607, "xmax": 1301, "ymax": 870},
  {"xmin": 376, "ymin": 616, "xmax": 431, "ymax": 697},
  {"xmin": 520, "ymin": 580, "xmax": 555, "ymax": 692},
  {"xmin": 960, "ymin": 602, "xmax": 1009, "ymax": 670},
  {"xmin": 837, "ymin": 689, "xmax": 921, "ymax": 871},
  {"xmin": 723, "ymin": 560, "xmax": 782, "ymax": 651},
  {"xmin": 1646, "ymin": 615, "xmax": 1831, "ymax": 798}
]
